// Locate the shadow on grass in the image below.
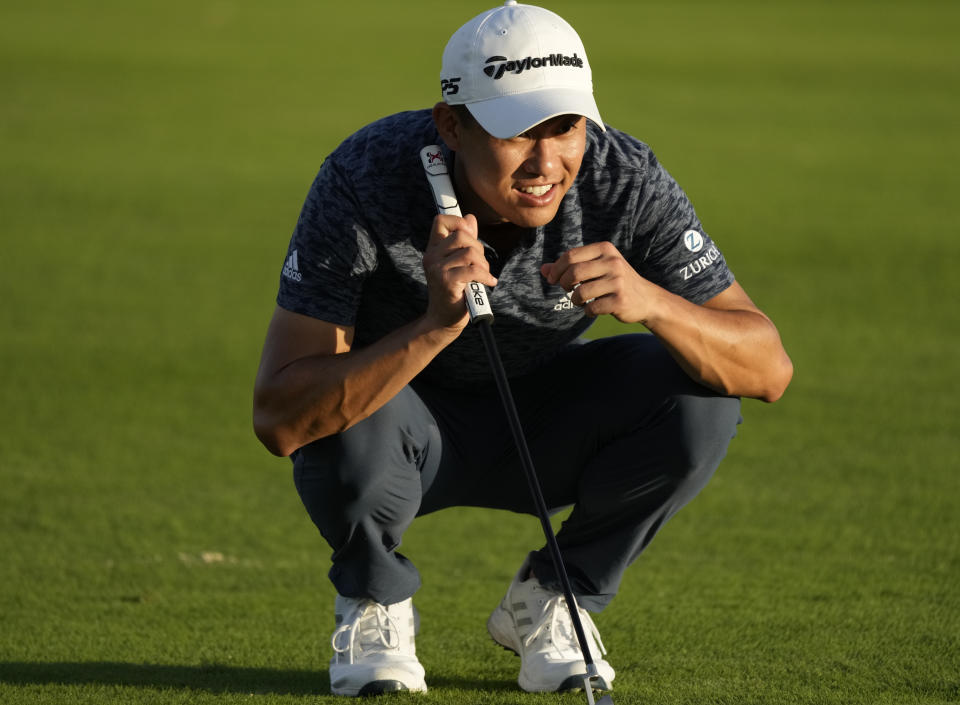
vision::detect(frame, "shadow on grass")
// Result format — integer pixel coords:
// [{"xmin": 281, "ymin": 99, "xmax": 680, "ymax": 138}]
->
[
  {"xmin": 0, "ymin": 661, "xmax": 324, "ymax": 695},
  {"xmin": 0, "ymin": 661, "xmax": 517, "ymax": 696}
]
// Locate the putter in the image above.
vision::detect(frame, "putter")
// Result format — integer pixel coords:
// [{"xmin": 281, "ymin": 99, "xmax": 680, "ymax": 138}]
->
[{"xmin": 421, "ymin": 145, "xmax": 614, "ymax": 705}]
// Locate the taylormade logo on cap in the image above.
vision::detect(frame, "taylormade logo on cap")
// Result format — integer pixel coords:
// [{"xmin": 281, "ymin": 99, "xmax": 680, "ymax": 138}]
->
[
  {"xmin": 440, "ymin": 1, "xmax": 604, "ymax": 139},
  {"xmin": 482, "ymin": 52, "xmax": 584, "ymax": 80}
]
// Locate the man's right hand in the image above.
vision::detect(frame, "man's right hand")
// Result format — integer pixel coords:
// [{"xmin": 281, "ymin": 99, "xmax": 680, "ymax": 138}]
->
[
  {"xmin": 253, "ymin": 215, "xmax": 497, "ymax": 457},
  {"xmin": 421, "ymin": 213, "xmax": 498, "ymax": 331}
]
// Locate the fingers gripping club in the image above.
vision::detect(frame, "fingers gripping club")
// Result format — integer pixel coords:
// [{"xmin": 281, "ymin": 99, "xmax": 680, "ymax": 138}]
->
[{"xmin": 419, "ymin": 145, "xmax": 494, "ymax": 323}]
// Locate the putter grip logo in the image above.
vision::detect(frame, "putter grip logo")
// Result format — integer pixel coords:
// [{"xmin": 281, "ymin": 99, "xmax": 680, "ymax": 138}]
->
[
  {"xmin": 465, "ymin": 281, "xmax": 493, "ymax": 322},
  {"xmin": 468, "ymin": 281, "xmax": 487, "ymax": 308},
  {"xmin": 483, "ymin": 52, "xmax": 584, "ymax": 80}
]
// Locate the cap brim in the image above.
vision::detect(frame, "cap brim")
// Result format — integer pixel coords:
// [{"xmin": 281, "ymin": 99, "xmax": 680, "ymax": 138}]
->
[{"xmin": 465, "ymin": 89, "xmax": 605, "ymax": 139}]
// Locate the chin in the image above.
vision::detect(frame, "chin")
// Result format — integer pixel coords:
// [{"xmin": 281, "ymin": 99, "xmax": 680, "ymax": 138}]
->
[{"xmin": 507, "ymin": 207, "xmax": 562, "ymax": 229}]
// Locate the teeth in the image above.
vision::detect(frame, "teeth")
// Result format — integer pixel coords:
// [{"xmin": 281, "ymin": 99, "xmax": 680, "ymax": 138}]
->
[{"xmin": 520, "ymin": 184, "xmax": 552, "ymax": 196}]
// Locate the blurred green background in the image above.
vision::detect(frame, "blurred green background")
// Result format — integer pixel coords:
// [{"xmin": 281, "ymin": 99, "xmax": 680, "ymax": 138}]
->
[{"xmin": 1, "ymin": 1, "xmax": 957, "ymax": 703}]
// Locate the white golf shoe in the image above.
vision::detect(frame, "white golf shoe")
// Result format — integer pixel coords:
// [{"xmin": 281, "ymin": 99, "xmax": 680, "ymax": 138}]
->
[
  {"xmin": 487, "ymin": 562, "xmax": 615, "ymax": 693},
  {"xmin": 329, "ymin": 595, "xmax": 427, "ymax": 697}
]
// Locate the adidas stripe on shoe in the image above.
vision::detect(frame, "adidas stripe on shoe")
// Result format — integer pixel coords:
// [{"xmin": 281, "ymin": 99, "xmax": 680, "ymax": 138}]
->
[{"xmin": 487, "ymin": 561, "xmax": 615, "ymax": 693}]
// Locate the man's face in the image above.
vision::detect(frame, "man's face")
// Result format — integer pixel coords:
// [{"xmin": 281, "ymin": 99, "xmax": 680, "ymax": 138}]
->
[{"xmin": 452, "ymin": 113, "xmax": 587, "ymax": 229}]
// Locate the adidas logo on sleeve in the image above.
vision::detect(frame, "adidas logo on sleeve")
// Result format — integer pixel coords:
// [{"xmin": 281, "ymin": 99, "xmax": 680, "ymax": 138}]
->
[{"xmin": 282, "ymin": 250, "xmax": 302, "ymax": 282}]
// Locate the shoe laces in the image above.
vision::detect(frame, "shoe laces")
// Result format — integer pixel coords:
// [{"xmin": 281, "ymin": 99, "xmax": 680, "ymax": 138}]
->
[
  {"xmin": 524, "ymin": 591, "xmax": 607, "ymax": 658},
  {"xmin": 331, "ymin": 600, "xmax": 403, "ymax": 664}
]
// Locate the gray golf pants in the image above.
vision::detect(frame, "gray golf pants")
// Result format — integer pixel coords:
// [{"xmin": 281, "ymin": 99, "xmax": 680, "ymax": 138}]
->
[{"xmin": 292, "ymin": 333, "xmax": 742, "ymax": 612}]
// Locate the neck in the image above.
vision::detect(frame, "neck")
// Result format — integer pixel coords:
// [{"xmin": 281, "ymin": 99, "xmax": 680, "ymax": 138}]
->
[{"xmin": 478, "ymin": 221, "xmax": 528, "ymax": 267}]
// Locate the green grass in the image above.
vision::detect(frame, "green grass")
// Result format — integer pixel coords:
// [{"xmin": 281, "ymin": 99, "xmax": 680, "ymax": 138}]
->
[{"xmin": 1, "ymin": 0, "xmax": 958, "ymax": 703}]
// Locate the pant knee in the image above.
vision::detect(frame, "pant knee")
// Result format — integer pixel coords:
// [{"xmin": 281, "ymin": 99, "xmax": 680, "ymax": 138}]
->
[
  {"xmin": 292, "ymin": 390, "xmax": 435, "ymax": 545},
  {"xmin": 669, "ymin": 393, "xmax": 741, "ymax": 483},
  {"xmin": 297, "ymin": 437, "xmax": 422, "ymax": 525}
]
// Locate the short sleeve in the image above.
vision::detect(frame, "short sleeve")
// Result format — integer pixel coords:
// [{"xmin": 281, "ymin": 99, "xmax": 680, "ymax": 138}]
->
[
  {"xmin": 275, "ymin": 158, "xmax": 378, "ymax": 325},
  {"xmin": 632, "ymin": 154, "xmax": 735, "ymax": 304}
]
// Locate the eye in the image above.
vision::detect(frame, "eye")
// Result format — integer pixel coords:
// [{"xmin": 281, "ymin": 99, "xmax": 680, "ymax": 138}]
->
[{"xmin": 556, "ymin": 117, "xmax": 581, "ymax": 135}]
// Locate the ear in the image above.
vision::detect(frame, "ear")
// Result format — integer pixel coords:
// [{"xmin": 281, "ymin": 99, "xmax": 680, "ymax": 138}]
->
[{"xmin": 432, "ymin": 102, "xmax": 462, "ymax": 151}]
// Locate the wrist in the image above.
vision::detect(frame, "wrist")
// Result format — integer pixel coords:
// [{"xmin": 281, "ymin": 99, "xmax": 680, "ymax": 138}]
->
[
  {"xmin": 415, "ymin": 312, "xmax": 467, "ymax": 348},
  {"xmin": 633, "ymin": 284, "xmax": 672, "ymax": 330}
]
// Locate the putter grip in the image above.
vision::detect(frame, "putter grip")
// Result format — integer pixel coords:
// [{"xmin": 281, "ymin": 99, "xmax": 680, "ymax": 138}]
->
[{"xmin": 420, "ymin": 145, "xmax": 494, "ymax": 323}]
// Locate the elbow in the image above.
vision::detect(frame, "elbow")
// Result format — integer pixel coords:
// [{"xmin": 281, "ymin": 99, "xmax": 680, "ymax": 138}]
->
[
  {"xmin": 253, "ymin": 406, "xmax": 347, "ymax": 458},
  {"xmin": 252, "ymin": 402, "xmax": 300, "ymax": 458},
  {"xmin": 253, "ymin": 417, "xmax": 294, "ymax": 458},
  {"xmin": 253, "ymin": 382, "xmax": 312, "ymax": 457},
  {"xmin": 758, "ymin": 353, "xmax": 794, "ymax": 403},
  {"xmin": 252, "ymin": 379, "xmax": 354, "ymax": 456}
]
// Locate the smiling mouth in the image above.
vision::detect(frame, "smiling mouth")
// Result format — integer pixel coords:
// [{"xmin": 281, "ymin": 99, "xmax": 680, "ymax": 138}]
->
[{"xmin": 518, "ymin": 184, "xmax": 553, "ymax": 197}]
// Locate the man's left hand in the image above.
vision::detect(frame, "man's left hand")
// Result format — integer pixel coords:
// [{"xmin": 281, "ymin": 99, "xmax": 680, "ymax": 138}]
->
[{"xmin": 541, "ymin": 242, "xmax": 658, "ymax": 325}]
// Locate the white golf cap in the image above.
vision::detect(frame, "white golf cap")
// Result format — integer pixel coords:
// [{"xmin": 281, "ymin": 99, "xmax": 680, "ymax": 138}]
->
[{"xmin": 440, "ymin": 1, "xmax": 605, "ymax": 139}]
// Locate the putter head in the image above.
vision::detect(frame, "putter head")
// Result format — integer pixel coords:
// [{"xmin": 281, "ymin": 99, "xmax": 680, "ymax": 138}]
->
[
  {"xmin": 581, "ymin": 661, "xmax": 616, "ymax": 705},
  {"xmin": 582, "ymin": 674, "xmax": 615, "ymax": 705}
]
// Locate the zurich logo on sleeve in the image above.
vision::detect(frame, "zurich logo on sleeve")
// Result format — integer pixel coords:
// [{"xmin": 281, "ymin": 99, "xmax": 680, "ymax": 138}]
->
[{"xmin": 683, "ymin": 230, "xmax": 704, "ymax": 253}]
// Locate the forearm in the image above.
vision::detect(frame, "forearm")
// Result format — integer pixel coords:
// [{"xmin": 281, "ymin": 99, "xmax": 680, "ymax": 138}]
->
[
  {"xmin": 543, "ymin": 244, "xmax": 792, "ymax": 401},
  {"xmin": 643, "ymin": 289, "xmax": 793, "ymax": 402},
  {"xmin": 254, "ymin": 317, "xmax": 460, "ymax": 456}
]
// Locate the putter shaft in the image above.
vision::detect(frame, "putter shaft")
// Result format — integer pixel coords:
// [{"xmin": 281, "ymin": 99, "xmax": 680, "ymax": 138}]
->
[{"xmin": 477, "ymin": 321, "xmax": 613, "ymax": 705}]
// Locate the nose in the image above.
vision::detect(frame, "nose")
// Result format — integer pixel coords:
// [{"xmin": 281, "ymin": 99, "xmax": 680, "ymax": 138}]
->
[{"xmin": 522, "ymin": 137, "xmax": 558, "ymax": 177}]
